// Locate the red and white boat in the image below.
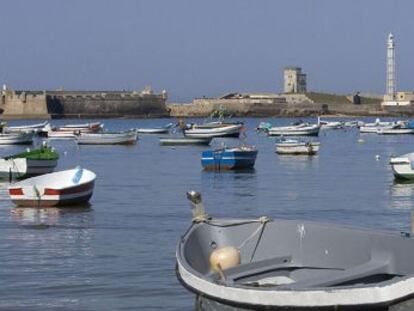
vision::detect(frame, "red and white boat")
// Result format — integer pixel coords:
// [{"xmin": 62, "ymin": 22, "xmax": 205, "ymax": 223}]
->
[{"xmin": 8, "ymin": 167, "xmax": 96, "ymax": 207}]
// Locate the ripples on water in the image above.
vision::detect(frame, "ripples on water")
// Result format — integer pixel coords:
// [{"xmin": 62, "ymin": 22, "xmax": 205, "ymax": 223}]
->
[{"xmin": 0, "ymin": 117, "xmax": 413, "ymax": 310}]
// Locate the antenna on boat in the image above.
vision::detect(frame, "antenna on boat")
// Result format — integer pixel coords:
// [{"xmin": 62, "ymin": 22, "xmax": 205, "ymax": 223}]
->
[{"xmin": 186, "ymin": 191, "xmax": 209, "ymax": 222}]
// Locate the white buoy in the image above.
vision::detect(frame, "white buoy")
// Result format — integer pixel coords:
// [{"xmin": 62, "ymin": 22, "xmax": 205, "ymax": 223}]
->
[
  {"xmin": 209, "ymin": 246, "xmax": 240, "ymax": 272},
  {"xmin": 357, "ymin": 138, "xmax": 364, "ymax": 143},
  {"xmin": 376, "ymin": 155, "xmax": 380, "ymax": 160}
]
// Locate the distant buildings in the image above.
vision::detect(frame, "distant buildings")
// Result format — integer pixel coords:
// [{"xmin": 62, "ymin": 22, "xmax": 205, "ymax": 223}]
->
[{"xmin": 283, "ymin": 67, "xmax": 307, "ymax": 93}]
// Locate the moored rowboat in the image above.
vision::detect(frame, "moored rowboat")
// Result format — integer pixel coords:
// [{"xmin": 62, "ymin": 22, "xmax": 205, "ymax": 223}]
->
[
  {"xmin": 177, "ymin": 191, "xmax": 414, "ymax": 310},
  {"xmin": 268, "ymin": 124, "xmax": 320, "ymax": 136},
  {"xmin": 0, "ymin": 132, "xmax": 34, "ymax": 145},
  {"xmin": 136, "ymin": 123, "xmax": 173, "ymax": 134},
  {"xmin": 8, "ymin": 167, "xmax": 96, "ymax": 207},
  {"xmin": 76, "ymin": 130, "xmax": 138, "ymax": 145},
  {"xmin": 276, "ymin": 139, "xmax": 320, "ymax": 155},
  {"xmin": 4, "ymin": 121, "xmax": 49, "ymax": 133},
  {"xmin": 184, "ymin": 124, "xmax": 243, "ymax": 138},
  {"xmin": 0, "ymin": 146, "xmax": 59, "ymax": 179},
  {"xmin": 201, "ymin": 146, "xmax": 258, "ymax": 170},
  {"xmin": 390, "ymin": 152, "xmax": 414, "ymax": 180}
]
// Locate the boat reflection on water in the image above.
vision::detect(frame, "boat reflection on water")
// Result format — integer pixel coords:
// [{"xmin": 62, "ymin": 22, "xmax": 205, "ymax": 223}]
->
[
  {"xmin": 10, "ymin": 203, "xmax": 92, "ymax": 227},
  {"xmin": 276, "ymin": 153, "xmax": 319, "ymax": 171},
  {"xmin": 389, "ymin": 180, "xmax": 414, "ymax": 210}
]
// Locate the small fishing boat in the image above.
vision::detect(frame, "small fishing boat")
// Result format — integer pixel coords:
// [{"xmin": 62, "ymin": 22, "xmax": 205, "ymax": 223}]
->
[
  {"xmin": 268, "ymin": 123, "xmax": 320, "ymax": 136},
  {"xmin": 47, "ymin": 122, "xmax": 103, "ymax": 139},
  {"xmin": 184, "ymin": 124, "xmax": 243, "ymax": 138},
  {"xmin": 59, "ymin": 122, "xmax": 103, "ymax": 133},
  {"xmin": 318, "ymin": 119, "xmax": 344, "ymax": 129},
  {"xmin": 377, "ymin": 122, "xmax": 414, "ymax": 135},
  {"xmin": 76, "ymin": 130, "xmax": 138, "ymax": 145},
  {"xmin": 3, "ymin": 121, "xmax": 49, "ymax": 134},
  {"xmin": 201, "ymin": 146, "xmax": 258, "ymax": 170},
  {"xmin": 377, "ymin": 127, "xmax": 414, "ymax": 135},
  {"xmin": 159, "ymin": 137, "xmax": 212, "ymax": 146},
  {"xmin": 0, "ymin": 132, "xmax": 34, "ymax": 145},
  {"xmin": 390, "ymin": 152, "xmax": 414, "ymax": 180},
  {"xmin": 136, "ymin": 123, "xmax": 173, "ymax": 134},
  {"xmin": 359, "ymin": 119, "xmax": 398, "ymax": 133},
  {"xmin": 177, "ymin": 191, "xmax": 414, "ymax": 310},
  {"xmin": 0, "ymin": 145, "xmax": 59, "ymax": 179},
  {"xmin": 47, "ymin": 131, "xmax": 77, "ymax": 140},
  {"xmin": 276, "ymin": 139, "xmax": 320, "ymax": 155},
  {"xmin": 8, "ymin": 167, "xmax": 96, "ymax": 207}
]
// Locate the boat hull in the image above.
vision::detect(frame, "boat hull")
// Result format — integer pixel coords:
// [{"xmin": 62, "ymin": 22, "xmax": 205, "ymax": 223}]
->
[
  {"xmin": 160, "ymin": 138, "xmax": 212, "ymax": 146},
  {"xmin": 276, "ymin": 142, "xmax": 320, "ymax": 155},
  {"xmin": 76, "ymin": 132, "xmax": 137, "ymax": 145},
  {"xmin": 390, "ymin": 155, "xmax": 414, "ymax": 180},
  {"xmin": 268, "ymin": 126, "xmax": 320, "ymax": 136},
  {"xmin": 201, "ymin": 150, "xmax": 258, "ymax": 170},
  {"xmin": 8, "ymin": 168, "xmax": 96, "ymax": 207},
  {"xmin": 378, "ymin": 128, "xmax": 414, "ymax": 135},
  {"xmin": 0, "ymin": 133, "xmax": 34, "ymax": 145},
  {"xmin": 184, "ymin": 125, "xmax": 242, "ymax": 138},
  {"xmin": 136, "ymin": 128, "xmax": 169, "ymax": 134},
  {"xmin": 177, "ymin": 218, "xmax": 414, "ymax": 310}
]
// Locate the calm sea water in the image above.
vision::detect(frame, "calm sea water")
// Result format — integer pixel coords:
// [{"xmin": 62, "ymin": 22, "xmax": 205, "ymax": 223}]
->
[{"xmin": 0, "ymin": 117, "xmax": 414, "ymax": 310}]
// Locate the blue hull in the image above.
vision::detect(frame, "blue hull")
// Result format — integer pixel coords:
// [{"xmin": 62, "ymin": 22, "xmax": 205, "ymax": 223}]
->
[{"xmin": 201, "ymin": 150, "xmax": 258, "ymax": 170}]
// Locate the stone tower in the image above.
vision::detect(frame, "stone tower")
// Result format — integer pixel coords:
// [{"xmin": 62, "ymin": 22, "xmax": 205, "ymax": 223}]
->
[{"xmin": 284, "ymin": 67, "xmax": 307, "ymax": 93}]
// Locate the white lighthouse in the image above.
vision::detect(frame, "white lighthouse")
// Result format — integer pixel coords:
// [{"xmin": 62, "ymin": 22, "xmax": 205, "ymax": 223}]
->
[
  {"xmin": 382, "ymin": 33, "xmax": 414, "ymax": 107},
  {"xmin": 386, "ymin": 33, "xmax": 396, "ymax": 98}
]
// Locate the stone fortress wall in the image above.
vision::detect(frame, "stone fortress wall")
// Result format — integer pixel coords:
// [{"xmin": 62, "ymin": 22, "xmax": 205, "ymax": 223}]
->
[{"xmin": 0, "ymin": 87, "xmax": 169, "ymax": 119}]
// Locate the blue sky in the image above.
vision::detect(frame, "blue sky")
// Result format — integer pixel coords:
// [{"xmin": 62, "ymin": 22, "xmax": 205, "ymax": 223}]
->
[{"xmin": 0, "ymin": 0, "xmax": 412, "ymax": 101}]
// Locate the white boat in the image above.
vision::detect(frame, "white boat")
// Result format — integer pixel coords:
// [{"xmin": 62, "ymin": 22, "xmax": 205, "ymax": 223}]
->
[
  {"xmin": 276, "ymin": 139, "xmax": 320, "ymax": 155},
  {"xmin": 136, "ymin": 123, "xmax": 173, "ymax": 134},
  {"xmin": 359, "ymin": 119, "xmax": 397, "ymax": 133},
  {"xmin": 4, "ymin": 121, "xmax": 49, "ymax": 133},
  {"xmin": 378, "ymin": 127, "xmax": 414, "ymax": 135},
  {"xmin": 390, "ymin": 153, "xmax": 414, "ymax": 180},
  {"xmin": 47, "ymin": 122, "xmax": 103, "ymax": 139},
  {"xmin": 177, "ymin": 191, "xmax": 414, "ymax": 310},
  {"xmin": 59, "ymin": 122, "xmax": 103, "ymax": 132},
  {"xmin": 184, "ymin": 124, "xmax": 242, "ymax": 138},
  {"xmin": 268, "ymin": 123, "xmax": 320, "ymax": 136},
  {"xmin": 8, "ymin": 167, "xmax": 96, "ymax": 207},
  {"xmin": 159, "ymin": 137, "xmax": 212, "ymax": 146},
  {"xmin": 76, "ymin": 130, "xmax": 138, "ymax": 145},
  {"xmin": 0, "ymin": 146, "xmax": 59, "ymax": 180},
  {"xmin": 0, "ymin": 132, "xmax": 34, "ymax": 145},
  {"xmin": 319, "ymin": 120, "xmax": 343, "ymax": 129},
  {"xmin": 47, "ymin": 131, "xmax": 77, "ymax": 140},
  {"xmin": 363, "ymin": 118, "xmax": 395, "ymax": 127}
]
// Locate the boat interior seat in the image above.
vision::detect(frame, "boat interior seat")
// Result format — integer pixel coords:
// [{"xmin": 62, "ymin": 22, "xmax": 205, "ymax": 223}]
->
[
  {"xmin": 280, "ymin": 257, "xmax": 393, "ymax": 290},
  {"xmin": 211, "ymin": 255, "xmax": 295, "ymax": 283}
]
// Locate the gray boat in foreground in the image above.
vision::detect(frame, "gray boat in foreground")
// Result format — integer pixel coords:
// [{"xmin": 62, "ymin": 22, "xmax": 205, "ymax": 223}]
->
[{"xmin": 177, "ymin": 191, "xmax": 414, "ymax": 310}]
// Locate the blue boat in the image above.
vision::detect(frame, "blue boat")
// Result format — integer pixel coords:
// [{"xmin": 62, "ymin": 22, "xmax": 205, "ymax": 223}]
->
[{"xmin": 201, "ymin": 146, "xmax": 258, "ymax": 170}]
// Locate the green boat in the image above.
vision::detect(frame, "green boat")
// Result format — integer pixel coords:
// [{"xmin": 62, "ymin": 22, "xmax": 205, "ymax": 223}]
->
[{"xmin": 0, "ymin": 146, "xmax": 59, "ymax": 180}]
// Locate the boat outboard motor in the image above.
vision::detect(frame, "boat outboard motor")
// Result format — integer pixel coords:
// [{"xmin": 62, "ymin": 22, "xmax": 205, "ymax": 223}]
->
[{"xmin": 186, "ymin": 191, "xmax": 209, "ymax": 222}]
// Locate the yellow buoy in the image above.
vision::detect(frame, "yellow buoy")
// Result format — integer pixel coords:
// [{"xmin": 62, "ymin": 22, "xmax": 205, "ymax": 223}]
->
[{"xmin": 209, "ymin": 246, "xmax": 241, "ymax": 272}]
